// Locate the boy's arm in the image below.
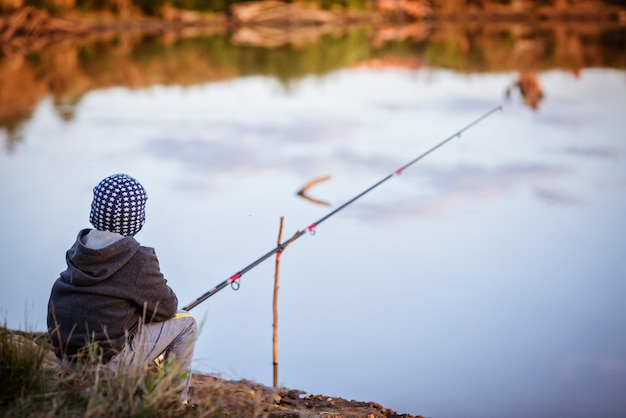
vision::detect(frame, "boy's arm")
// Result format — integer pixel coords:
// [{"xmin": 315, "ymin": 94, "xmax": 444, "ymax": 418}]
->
[{"xmin": 134, "ymin": 248, "xmax": 179, "ymax": 322}]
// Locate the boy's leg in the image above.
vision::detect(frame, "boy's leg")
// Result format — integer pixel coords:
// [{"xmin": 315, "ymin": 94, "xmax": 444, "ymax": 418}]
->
[{"xmin": 109, "ymin": 314, "xmax": 197, "ymax": 399}]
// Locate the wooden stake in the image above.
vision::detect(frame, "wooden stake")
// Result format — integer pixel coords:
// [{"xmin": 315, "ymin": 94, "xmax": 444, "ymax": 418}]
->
[{"xmin": 273, "ymin": 216, "xmax": 284, "ymax": 388}]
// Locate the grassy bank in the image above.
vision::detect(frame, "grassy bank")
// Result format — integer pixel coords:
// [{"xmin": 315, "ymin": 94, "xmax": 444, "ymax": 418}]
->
[
  {"xmin": 0, "ymin": 326, "xmax": 271, "ymax": 417},
  {"xmin": 1, "ymin": 326, "xmax": 420, "ymax": 417}
]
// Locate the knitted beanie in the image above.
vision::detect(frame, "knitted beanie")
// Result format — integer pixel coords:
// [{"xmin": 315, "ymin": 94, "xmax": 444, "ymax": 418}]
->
[{"xmin": 89, "ymin": 173, "xmax": 148, "ymax": 236}]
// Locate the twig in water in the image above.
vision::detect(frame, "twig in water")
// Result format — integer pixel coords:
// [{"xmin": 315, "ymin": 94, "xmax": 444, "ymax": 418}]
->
[{"xmin": 296, "ymin": 175, "xmax": 332, "ymax": 206}]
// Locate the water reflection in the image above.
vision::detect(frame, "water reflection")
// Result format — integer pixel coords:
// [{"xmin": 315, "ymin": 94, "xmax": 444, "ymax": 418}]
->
[
  {"xmin": 1, "ymin": 22, "xmax": 625, "ymax": 149},
  {"xmin": 1, "ymin": 20, "xmax": 626, "ymax": 418}
]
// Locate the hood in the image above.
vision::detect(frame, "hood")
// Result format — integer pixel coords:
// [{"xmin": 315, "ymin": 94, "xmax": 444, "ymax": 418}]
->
[{"xmin": 62, "ymin": 229, "xmax": 141, "ymax": 286}]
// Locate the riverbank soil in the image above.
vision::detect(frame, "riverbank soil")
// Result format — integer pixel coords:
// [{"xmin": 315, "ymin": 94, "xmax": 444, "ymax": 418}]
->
[{"xmin": 190, "ymin": 374, "xmax": 422, "ymax": 417}]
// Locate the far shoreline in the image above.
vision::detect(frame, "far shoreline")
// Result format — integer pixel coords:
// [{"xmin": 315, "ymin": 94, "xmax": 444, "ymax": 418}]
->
[{"xmin": 2, "ymin": 1, "xmax": 624, "ymax": 44}]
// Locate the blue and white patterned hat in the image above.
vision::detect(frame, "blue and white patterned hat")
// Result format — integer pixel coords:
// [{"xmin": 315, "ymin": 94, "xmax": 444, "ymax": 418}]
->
[{"xmin": 89, "ymin": 174, "xmax": 148, "ymax": 236}]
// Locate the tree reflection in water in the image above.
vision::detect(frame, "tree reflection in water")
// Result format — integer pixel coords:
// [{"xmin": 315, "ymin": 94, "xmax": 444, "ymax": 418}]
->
[{"xmin": 1, "ymin": 22, "xmax": 625, "ymax": 149}]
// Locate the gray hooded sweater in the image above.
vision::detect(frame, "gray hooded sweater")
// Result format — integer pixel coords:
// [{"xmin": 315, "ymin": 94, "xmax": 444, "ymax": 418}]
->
[{"xmin": 47, "ymin": 228, "xmax": 178, "ymax": 362}]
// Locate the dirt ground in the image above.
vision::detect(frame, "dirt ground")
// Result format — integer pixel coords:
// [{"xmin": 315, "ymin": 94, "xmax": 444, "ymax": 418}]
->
[{"xmin": 190, "ymin": 373, "xmax": 423, "ymax": 418}]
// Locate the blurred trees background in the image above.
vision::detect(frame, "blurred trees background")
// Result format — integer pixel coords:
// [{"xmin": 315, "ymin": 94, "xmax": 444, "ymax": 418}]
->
[{"xmin": 1, "ymin": 0, "xmax": 622, "ymax": 15}]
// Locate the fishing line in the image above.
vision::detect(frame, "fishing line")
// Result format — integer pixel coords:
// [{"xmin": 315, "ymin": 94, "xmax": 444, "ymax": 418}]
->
[{"xmin": 183, "ymin": 105, "xmax": 502, "ymax": 311}]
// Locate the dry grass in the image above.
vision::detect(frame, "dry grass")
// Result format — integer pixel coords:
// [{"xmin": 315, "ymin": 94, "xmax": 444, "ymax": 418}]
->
[{"xmin": 0, "ymin": 324, "xmax": 272, "ymax": 418}]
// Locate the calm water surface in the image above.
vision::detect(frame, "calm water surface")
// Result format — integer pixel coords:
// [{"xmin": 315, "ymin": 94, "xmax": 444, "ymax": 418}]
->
[{"xmin": 1, "ymin": 65, "xmax": 625, "ymax": 417}]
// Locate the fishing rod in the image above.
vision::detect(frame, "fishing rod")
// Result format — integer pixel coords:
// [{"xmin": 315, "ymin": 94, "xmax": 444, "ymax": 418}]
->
[{"xmin": 183, "ymin": 105, "xmax": 502, "ymax": 311}]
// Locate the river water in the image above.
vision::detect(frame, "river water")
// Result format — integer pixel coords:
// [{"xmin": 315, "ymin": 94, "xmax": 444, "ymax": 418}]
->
[{"xmin": 1, "ymin": 25, "xmax": 625, "ymax": 417}]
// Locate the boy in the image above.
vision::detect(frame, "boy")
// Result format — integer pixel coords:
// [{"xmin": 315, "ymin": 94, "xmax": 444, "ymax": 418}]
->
[{"xmin": 47, "ymin": 173, "xmax": 196, "ymax": 400}]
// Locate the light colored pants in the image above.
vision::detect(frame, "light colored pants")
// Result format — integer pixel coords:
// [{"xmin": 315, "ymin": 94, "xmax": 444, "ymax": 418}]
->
[{"xmin": 108, "ymin": 313, "xmax": 197, "ymax": 400}]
